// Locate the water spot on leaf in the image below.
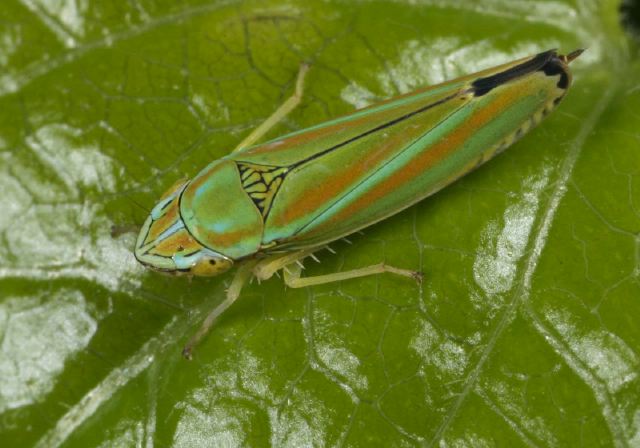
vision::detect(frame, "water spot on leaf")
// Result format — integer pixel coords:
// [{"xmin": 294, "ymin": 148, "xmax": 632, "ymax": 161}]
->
[
  {"xmin": 269, "ymin": 390, "xmax": 330, "ymax": 447},
  {"xmin": 545, "ymin": 307, "xmax": 639, "ymax": 394},
  {"xmin": 340, "ymin": 82, "xmax": 377, "ymax": 109},
  {"xmin": 474, "ymin": 167, "xmax": 551, "ymax": 295},
  {"xmin": 26, "ymin": 124, "xmax": 121, "ymax": 195},
  {"xmin": 3, "ymin": 203, "xmax": 140, "ymax": 291},
  {"xmin": 174, "ymin": 398, "xmax": 246, "ymax": 447},
  {"xmin": 316, "ymin": 346, "xmax": 368, "ymax": 390},
  {"xmin": 0, "ymin": 174, "xmax": 32, "ymax": 231},
  {"xmin": 411, "ymin": 319, "xmax": 468, "ymax": 377},
  {"xmin": 0, "ymin": 290, "xmax": 96, "ymax": 412},
  {"xmin": 480, "ymin": 379, "xmax": 558, "ymax": 446},
  {"xmin": 30, "ymin": 0, "xmax": 87, "ymax": 41}
]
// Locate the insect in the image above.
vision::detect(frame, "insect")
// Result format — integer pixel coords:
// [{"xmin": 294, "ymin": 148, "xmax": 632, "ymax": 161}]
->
[{"xmin": 135, "ymin": 49, "xmax": 583, "ymax": 358}]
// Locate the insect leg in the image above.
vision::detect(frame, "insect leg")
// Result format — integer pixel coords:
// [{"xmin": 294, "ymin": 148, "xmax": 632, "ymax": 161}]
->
[
  {"xmin": 282, "ymin": 261, "xmax": 422, "ymax": 288},
  {"xmin": 252, "ymin": 249, "xmax": 316, "ymax": 282},
  {"xmin": 232, "ymin": 63, "xmax": 310, "ymax": 152},
  {"xmin": 182, "ymin": 260, "xmax": 258, "ymax": 360}
]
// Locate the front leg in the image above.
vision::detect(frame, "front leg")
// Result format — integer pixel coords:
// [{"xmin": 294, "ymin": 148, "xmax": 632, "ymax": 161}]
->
[{"xmin": 182, "ymin": 259, "xmax": 258, "ymax": 360}]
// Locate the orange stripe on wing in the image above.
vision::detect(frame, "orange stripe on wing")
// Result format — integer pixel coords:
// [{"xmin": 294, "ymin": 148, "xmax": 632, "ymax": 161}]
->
[
  {"xmin": 310, "ymin": 87, "xmax": 520, "ymax": 231},
  {"xmin": 244, "ymin": 108, "xmax": 378, "ymax": 156},
  {"xmin": 271, "ymin": 112, "xmax": 442, "ymax": 227}
]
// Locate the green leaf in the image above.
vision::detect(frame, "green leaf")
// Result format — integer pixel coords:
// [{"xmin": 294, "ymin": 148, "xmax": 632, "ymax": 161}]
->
[{"xmin": 1, "ymin": 0, "xmax": 638, "ymax": 446}]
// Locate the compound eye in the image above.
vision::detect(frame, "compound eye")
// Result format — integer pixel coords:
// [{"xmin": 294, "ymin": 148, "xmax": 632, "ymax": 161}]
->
[{"xmin": 190, "ymin": 255, "xmax": 233, "ymax": 276}]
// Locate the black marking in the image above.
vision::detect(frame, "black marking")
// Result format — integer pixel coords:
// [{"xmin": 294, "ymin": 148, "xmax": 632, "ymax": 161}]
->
[
  {"xmin": 285, "ymin": 91, "xmax": 462, "ymax": 169},
  {"xmin": 160, "ymin": 200, "xmax": 173, "ymax": 212},
  {"xmin": 234, "ymin": 50, "xmax": 576, "ymax": 235},
  {"xmin": 140, "ymin": 224, "xmax": 152, "ymax": 249},
  {"xmin": 542, "ymin": 57, "xmax": 570, "ymax": 89},
  {"xmin": 471, "ymin": 49, "xmax": 571, "ymax": 96},
  {"xmin": 287, "ymin": 101, "xmax": 470, "ymax": 241},
  {"xmin": 236, "ymin": 162, "xmax": 288, "ymax": 218},
  {"xmin": 139, "ymin": 248, "xmax": 200, "ymax": 260},
  {"xmin": 243, "ymin": 179, "xmax": 262, "ymax": 188},
  {"xmin": 472, "ymin": 50, "xmax": 554, "ymax": 96},
  {"xmin": 236, "ymin": 86, "xmax": 469, "ymax": 180}
]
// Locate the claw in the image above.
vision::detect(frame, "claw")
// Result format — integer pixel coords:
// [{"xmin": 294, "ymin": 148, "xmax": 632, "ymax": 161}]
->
[{"xmin": 182, "ymin": 346, "xmax": 194, "ymax": 361}]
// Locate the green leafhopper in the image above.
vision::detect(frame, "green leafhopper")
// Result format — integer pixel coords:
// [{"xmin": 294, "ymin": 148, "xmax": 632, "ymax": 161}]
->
[{"xmin": 134, "ymin": 49, "xmax": 583, "ymax": 357}]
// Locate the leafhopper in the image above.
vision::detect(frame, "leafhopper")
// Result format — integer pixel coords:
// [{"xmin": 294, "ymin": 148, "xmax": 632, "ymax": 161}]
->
[{"xmin": 134, "ymin": 49, "xmax": 583, "ymax": 358}]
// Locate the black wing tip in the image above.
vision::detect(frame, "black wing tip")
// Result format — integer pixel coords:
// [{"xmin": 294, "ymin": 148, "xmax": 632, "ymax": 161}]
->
[
  {"xmin": 471, "ymin": 48, "xmax": 581, "ymax": 97},
  {"xmin": 539, "ymin": 48, "xmax": 585, "ymax": 63},
  {"xmin": 471, "ymin": 50, "xmax": 552, "ymax": 96},
  {"xmin": 537, "ymin": 48, "xmax": 558, "ymax": 59},
  {"xmin": 542, "ymin": 48, "xmax": 585, "ymax": 90},
  {"xmin": 562, "ymin": 48, "xmax": 586, "ymax": 63}
]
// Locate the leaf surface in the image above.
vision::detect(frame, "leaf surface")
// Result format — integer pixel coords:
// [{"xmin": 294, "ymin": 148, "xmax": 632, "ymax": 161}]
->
[{"xmin": 0, "ymin": 1, "xmax": 638, "ymax": 446}]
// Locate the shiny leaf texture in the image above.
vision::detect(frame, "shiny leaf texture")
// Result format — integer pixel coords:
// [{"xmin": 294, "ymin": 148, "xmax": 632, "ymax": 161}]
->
[{"xmin": 0, "ymin": 0, "xmax": 638, "ymax": 446}]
